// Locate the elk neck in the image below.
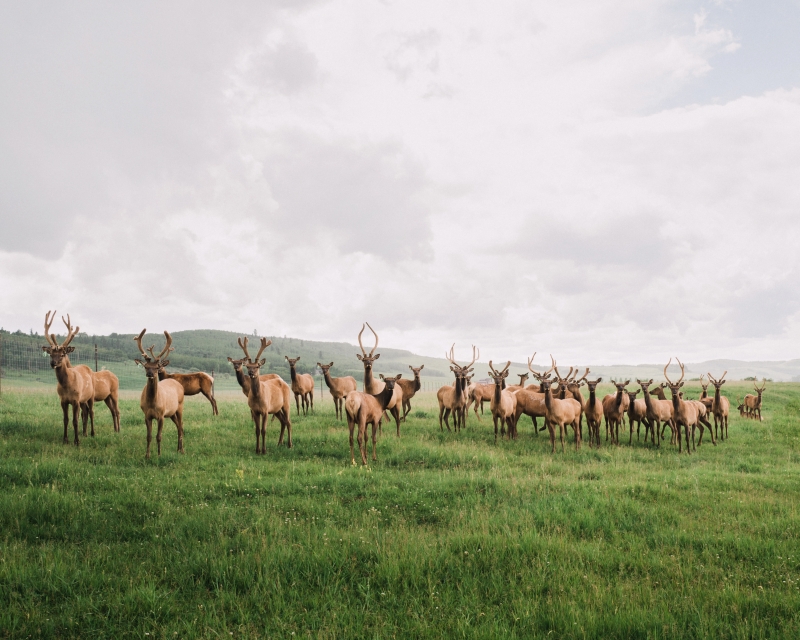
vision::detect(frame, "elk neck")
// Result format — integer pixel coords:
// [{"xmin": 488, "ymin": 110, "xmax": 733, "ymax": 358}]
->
[
  {"xmin": 413, "ymin": 372, "xmax": 421, "ymax": 392},
  {"xmin": 375, "ymin": 383, "xmax": 394, "ymax": 409},
  {"xmin": 234, "ymin": 366, "xmax": 250, "ymax": 393},
  {"xmin": 144, "ymin": 371, "xmax": 160, "ymax": 403},
  {"xmin": 289, "ymin": 363, "xmax": 298, "ymax": 383},
  {"xmin": 493, "ymin": 379, "xmax": 502, "ymax": 405},
  {"xmin": 52, "ymin": 358, "xmax": 73, "ymax": 388},
  {"xmin": 322, "ymin": 369, "xmax": 334, "ymax": 389}
]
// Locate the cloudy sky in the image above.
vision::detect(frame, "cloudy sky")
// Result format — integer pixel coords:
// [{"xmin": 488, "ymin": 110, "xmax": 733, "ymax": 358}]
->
[{"xmin": 2, "ymin": 0, "xmax": 800, "ymax": 365}]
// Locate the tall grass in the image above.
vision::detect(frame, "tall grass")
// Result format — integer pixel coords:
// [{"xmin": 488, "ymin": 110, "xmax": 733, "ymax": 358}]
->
[{"xmin": 1, "ymin": 382, "xmax": 799, "ymax": 638}]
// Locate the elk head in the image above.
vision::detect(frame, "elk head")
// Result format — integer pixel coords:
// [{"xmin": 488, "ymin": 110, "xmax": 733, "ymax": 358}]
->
[
  {"xmin": 134, "ymin": 329, "xmax": 174, "ymax": 378},
  {"xmin": 285, "ymin": 356, "xmax": 301, "ymax": 367},
  {"xmin": 699, "ymin": 374, "xmax": 710, "ymax": 397},
  {"xmin": 585, "ymin": 377, "xmax": 603, "ymax": 394},
  {"xmin": 627, "ymin": 389, "xmax": 640, "ymax": 403},
  {"xmin": 637, "ymin": 378, "xmax": 653, "ymax": 393},
  {"xmin": 409, "ymin": 364, "xmax": 424, "ymax": 378},
  {"xmin": 317, "ymin": 361, "xmax": 335, "ymax": 375},
  {"xmin": 663, "ymin": 357, "xmax": 685, "ymax": 397},
  {"xmin": 228, "ymin": 336, "xmax": 255, "ymax": 373},
  {"xmin": 488, "ymin": 360, "xmax": 511, "ymax": 387},
  {"xmin": 244, "ymin": 338, "xmax": 272, "ymax": 381},
  {"xmin": 41, "ymin": 310, "xmax": 80, "ymax": 368},
  {"xmin": 754, "ymin": 379, "xmax": 767, "ymax": 396},
  {"xmin": 707, "ymin": 371, "xmax": 727, "ymax": 391},
  {"xmin": 446, "ymin": 344, "xmax": 478, "ymax": 378}
]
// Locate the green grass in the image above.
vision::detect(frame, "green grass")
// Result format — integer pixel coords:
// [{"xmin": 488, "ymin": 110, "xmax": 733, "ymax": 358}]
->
[{"xmin": 1, "ymin": 382, "xmax": 799, "ymax": 638}]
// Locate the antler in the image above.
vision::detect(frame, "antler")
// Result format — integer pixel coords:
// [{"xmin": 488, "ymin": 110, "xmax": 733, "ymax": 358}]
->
[
  {"xmin": 134, "ymin": 329, "xmax": 150, "ymax": 360},
  {"xmin": 675, "ymin": 357, "xmax": 686, "ymax": 385},
  {"xmin": 365, "ymin": 322, "xmax": 379, "ymax": 356},
  {"xmin": 155, "ymin": 331, "xmax": 173, "ymax": 360},
  {"xmin": 464, "ymin": 345, "xmax": 478, "ymax": 370},
  {"xmin": 544, "ymin": 355, "xmax": 556, "ymax": 378},
  {"xmin": 488, "ymin": 360, "xmax": 511, "ymax": 376},
  {"xmin": 61, "ymin": 314, "xmax": 79, "ymax": 348},
  {"xmin": 526, "ymin": 353, "xmax": 537, "ymax": 373},
  {"xmin": 663, "ymin": 358, "xmax": 674, "ymax": 385},
  {"xmin": 252, "ymin": 337, "xmax": 272, "ymax": 363},
  {"xmin": 44, "ymin": 310, "xmax": 58, "ymax": 347},
  {"xmin": 575, "ymin": 367, "xmax": 590, "ymax": 385},
  {"xmin": 756, "ymin": 378, "xmax": 767, "ymax": 392},
  {"xmin": 237, "ymin": 336, "xmax": 251, "ymax": 360}
]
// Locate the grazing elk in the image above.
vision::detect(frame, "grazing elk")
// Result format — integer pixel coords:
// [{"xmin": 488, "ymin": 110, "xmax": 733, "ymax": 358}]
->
[
  {"xmin": 707, "ymin": 371, "xmax": 730, "ymax": 440},
  {"xmin": 626, "ymin": 389, "xmax": 649, "ymax": 444},
  {"xmin": 437, "ymin": 345, "xmax": 477, "ymax": 432},
  {"xmin": 317, "ymin": 362, "xmax": 357, "ymax": 420},
  {"xmin": 228, "ymin": 337, "xmax": 282, "ymax": 397},
  {"xmin": 356, "ymin": 323, "xmax": 404, "ymax": 437},
  {"xmin": 134, "ymin": 330, "xmax": 185, "ymax": 458},
  {"xmin": 244, "ymin": 338, "xmax": 293, "ymax": 452},
  {"xmin": 664, "ymin": 358, "xmax": 699, "ymax": 454},
  {"xmin": 744, "ymin": 379, "xmax": 766, "ymax": 422},
  {"xmin": 42, "ymin": 311, "xmax": 95, "ymax": 445},
  {"xmin": 158, "ymin": 365, "xmax": 217, "ymax": 416},
  {"xmin": 345, "ymin": 374, "xmax": 399, "ymax": 465},
  {"xmin": 285, "ymin": 356, "xmax": 315, "ymax": 415},
  {"xmin": 583, "ymin": 377, "xmax": 604, "ymax": 448},
  {"xmin": 487, "ymin": 360, "xmax": 518, "ymax": 441},
  {"xmin": 396, "ymin": 365, "xmax": 424, "ymax": 420},
  {"xmin": 602, "ymin": 380, "xmax": 630, "ymax": 445},
  {"xmin": 536, "ymin": 357, "xmax": 582, "ymax": 452}
]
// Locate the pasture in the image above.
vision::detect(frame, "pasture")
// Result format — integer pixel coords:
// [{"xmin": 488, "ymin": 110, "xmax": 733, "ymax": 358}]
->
[{"xmin": 1, "ymin": 382, "xmax": 799, "ymax": 638}]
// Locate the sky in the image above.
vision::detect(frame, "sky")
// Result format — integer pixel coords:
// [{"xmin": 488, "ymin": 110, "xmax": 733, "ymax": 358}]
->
[{"xmin": 2, "ymin": 0, "xmax": 800, "ymax": 365}]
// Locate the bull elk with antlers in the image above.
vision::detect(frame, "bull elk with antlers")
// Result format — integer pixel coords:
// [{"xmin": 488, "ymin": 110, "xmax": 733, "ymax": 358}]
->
[
  {"xmin": 285, "ymin": 356, "xmax": 314, "ymax": 415},
  {"xmin": 244, "ymin": 338, "xmax": 293, "ymax": 452},
  {"xmin": 228, "ymin": 337, "xmax": 282, "ymax": 397},
  {"xmin": 356, "ymin": 323, "xmax": 404, "ymax": 436},
  {"xmin": 437, "ymin": 344, "xmax": 477, "ymax": 432},
  {"xmin": 663, "ymin": 358, "xmax": 699, "ymax": 454},
  {"xmin": 396, "ymin": 365, "xmax": 424, "ymax": 420},
  {"xmin": 706, "ymin": 371, "xmax": 730, "ymax": 439},
  {"xmin": 134, "ymin": 330, "xmax": 185, "ymax": 458},
  {"xmin": 512, "ymin": 355, "xmax": 549, "ymax": 435},
  {"xmin": 602, "ymin": 379, "xmax": 630, "ymax": 445},
  {"xmin": 317, "ymin": 362, "xmax": 357, "ymax": 420},
  {"xmin": 744, "ymin": 379, "xmax": 766, "ymax": 422},
  {"xmin": 345, "ymin": 375, "xmax": 399, "ymax": 465},
  {"xmin": 583, "ymin": 377, "xmax": 604, "ymax": 448},
  {"xmin": 535, "ymin": 357, "xmax": 582, "ymax": 452},
  {"xmin": 41, "ymin": 311, "xmax": 95, "ymax": 444}
]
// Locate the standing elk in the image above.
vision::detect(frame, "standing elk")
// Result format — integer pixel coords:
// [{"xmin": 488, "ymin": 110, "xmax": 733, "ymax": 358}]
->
[
  {"xmin": 664, "ymin": 358, "xmax": 698, "ymax": 454},
  {"xmin": 707, "ymin": 371, "xmax": 730, "ymax": 439},
  {"xmin": 505, "ymin": 372, "xmax": 529, "ymax": 394},
  {"xmin": 602, "ymin": 379, "xmax": 630, "ymax": 445},
  {"xmin": 625, "ymin": 389, "xmax": 649, "ymax": 444},
  {"xmin": 244, "ymin": 338, "xmax": 293, "ymax": 452},
  {"xmin": 649, "ymin": 382, "xmax": 677, "ymax": 444},
  {"xmin": 470, "ymin": 381, "xmax": 494, "ymax": 418},
  {"xmin": 637, "ymin": 379, "xmax": 673, "ymax": 448},
  {"xmin": 513, "ymin": 355, "xmax": 549, "ymax": 435},
  {"xmin": 90, "ymin": 367, "xmax": 121, "ymax": 433},
  {"xmin": 317, "ymin": 362, "xmax": 357, "ymax": 421},
  {"xmin": 536, "ymin": 357, "xmax": 582, "ymax": 452},
  {"xmin": 345, "ymin": 375, "xmax": 399, "ymax": 465},
  {"xmin": 737, "ymin": 396, "xmax": 747, "ymax": 418},
  {"xmin": 356, "ymin": 323, "xmax": 404, "ymax": 437},
  {"xmin": 583, "ymin": 377, "xmax": 604, "ymax": 448},
  {"xmin": 285, "ymin": 356, "xmax": 314, "ymax": 415},
  {"xmin": 228, "ymin": 337, "xmax": 282, "ymax": 397},
  {"xmin": 42, "ymin": 311, "xmax": 95, "ymax": 445},
  {"xmin": 744, "ymin": 379, "xmax": 766, "ymax": 422},
  {"xmin": 396, "ymin": 365, "xmax": 424, "ymax": 420},
  {"xmin": 134, "ymin": 330, "xmax": 185, "ymax": 459},
  {"xmin": 698, "ymin": 375, "xmax": 714, "ymax": 415},
  {"xmin": 487, "ymin": 360, "xmax": 518, "ymax": 441},
  {"xmin": 158, "ymin": 365, "xmax": 217, "ymax": 416},
  {"xmin": 437, "ymin": 344, "xmax": 477, "ymax": 432}
]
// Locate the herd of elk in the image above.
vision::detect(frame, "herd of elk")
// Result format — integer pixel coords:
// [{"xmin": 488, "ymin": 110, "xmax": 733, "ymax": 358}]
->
[{"xmin": 40, "ymin": 312, "xmax": 763, "ymax": 462}]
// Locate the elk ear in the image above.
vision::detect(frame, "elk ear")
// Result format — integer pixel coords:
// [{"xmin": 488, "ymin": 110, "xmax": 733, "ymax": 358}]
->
[
  {"xmin": 161, "ymin": 359, "xmax": 170, "ymax": 368},
  {"xmin": 329, "ymin": 362, "xmax": 334, "ymax": 367},
  {"xmin": 41, "ymin": 346, "xmax": 49, "ymax": 352},
  {"xmin": 678, "ymin": 381, "xmax": 684, "ymax": 388},
  {"xmin": 624, "ymin": 380, "xmax": 630, "ymax": 385},
  {"xmin": 374, "ymin": 353, "xmax": 380, "ymax": 360},
  {"xmin": 259, "ymin": 358, "xmax": 266, "ymax": 367},
  {"xmin": 356, "ymin": 354, "xmax": 363, "ymax": 361},
  {"xmin": 419, "ymin": 364, "xmax": 424, "ymax": 370},
  {"xmin": 285, "ymin": 355, "xmax": 290, "ymax": 362},
  {"xmin": 720, "ymin": 380, "xmax": 726, "ymax": 386},
  {"xmin": 65, "ymin": 346, "xmax": 75, "ymax": 354},
  {"xmin": 379, "ymin": 374, "xmax": 385, "ymax": 380},
  {"xmin": 227, "ymin": 357, "xmax": 234, "ymax": 363},
  {"xmin": 395, "ymin": 374, "xmax": 402, "ymax": 380},
  {"xmin": 134, "ymin": 359, "xmax": 144, "ymax": 366}
]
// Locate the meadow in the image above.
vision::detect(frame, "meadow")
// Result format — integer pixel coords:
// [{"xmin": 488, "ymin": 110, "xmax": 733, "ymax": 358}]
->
[{"xmin": 1, "ymin": 382, "xmax": 799, "ymax": 639}]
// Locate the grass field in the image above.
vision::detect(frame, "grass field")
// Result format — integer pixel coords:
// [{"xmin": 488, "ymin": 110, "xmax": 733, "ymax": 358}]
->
[{"xmin": 1, "ymin": 382, "xmax": 799, "ymax": 638}]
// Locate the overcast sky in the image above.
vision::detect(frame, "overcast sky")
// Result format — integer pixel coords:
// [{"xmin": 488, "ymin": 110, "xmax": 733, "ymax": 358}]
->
[{"xmin": 2, "ymin": 1, "xmax": 800, "ymax": 365}]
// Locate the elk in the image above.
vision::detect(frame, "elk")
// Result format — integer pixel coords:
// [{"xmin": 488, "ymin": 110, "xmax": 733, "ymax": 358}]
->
[
  {"xmin": 437, "ymin": 344, "xmax": 478, "ymax": 432},
  {"xmin": 698, "ymin": 375, "xmax": 714, "ymax": 415},
  {"xmin": 91, "ymin": 368, "xmax": 121, "ymax": 432},
  {"xmin": 228, "ymin": 337, "xmax": 281, "ymax": 397},
  {"xmin": 687, "ymin": 396, "xmax": 716, "ymax": 448},
  {"xmin": 356, "ymin": 323, "xmax": 404, "ymax": 437},
  {"xmin": 345, "ymin": 375, "xmax": 399, "ymax": 465},
  {"xmin": 487, "ymin": 360, "xmax": 518, "ymax": 441},
  {"xmin": 317, "ymin": 362, "xmax": 357, "ymax": 420},
  {"xmin": 536, "ymin": 356, "xmax": 582, "ymax": 452},
  {"xmin": 470, "ymin": 382, "xmax": 494, "ymax": 418},
  {"xmin": 41, "ymin": 311, "xmax": 95, "ymax": 445},
  {"xmin": 285, "ymin": 356, "xmax": 315, "ymax": 415},
  {"xmin": 602, "ymin": 379, "xmax": 630, "ymax": 445},
  {"xmin": 637, "ymin": 379, "xmax": 673, "ymax": 448},
  {"xmin": 707, "ymin": 371, "xmax": 731, "ymax": 440},
  {"xmin": 583, "ymin": 377, "xmax": 604, "ymax": 448},
  {"xmin": 737, "ymin": 396, "xmax": 747, "ymax": 418},
  {"xmin": 744, "ymin": 379, "xmax": 766, "ymax": 422},
  {"xmin": 396, "ymin": 365, "xmax": 424, "ymax": 420},
  {"xmin": 505, "ymin": 372, "xmax": 529, "ymax": 394},
  {"xmin": 564, "ymin": 367, "xmax": 591, "ymax": 441},
  {"xmin": 648, "ymin": 382, "xmax": 676, "ymax": 443},
  {"xmin": 625, "ymin": 389, "xmax": 649, "ymax": 444},
  {"xmin": 134, "ymin": 330, "xmax": 185, "ymax": 459},
  {"xmin": 663, "ymin": 358, "xmax": 698, "ymax": 454},
  {"xmin": 158, "ymin": 366, "xmax": 217, "ymax": 416},
  {"xmin": 244, "ymin": 338, "xmax": 293, "ymax": 452}
]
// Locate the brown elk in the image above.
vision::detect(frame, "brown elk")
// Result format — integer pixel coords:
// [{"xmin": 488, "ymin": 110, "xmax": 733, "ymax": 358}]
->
[
  {"xmin": 396, "ymin": 365, "xmax": 424, "ymax": 420},
  {"xmin": 285, "ymin": 356, "xmax": 315, "ymax": 415},
  {"xmin": 90, "ymin": 368, "xmax": 121, "ymax": 433},
  {"xmin": 345, "ymin": 375, "xmax": 399, "ymax": 465},
  {"xmin": 356, "ymin": 323, "xmax": 404, "ymax": 436},
  {"xmin": 698, "ymin": 375, "xmax": 714, "ymax": 415},
  {"xmin": 536, "ymin": 357, "xmax": 582, "ymax": 452},
  {"xmin": 505, "ymin": 372, "xmax": 529, "ymax": 394},
  {"xmin": 317, "ymin": 362, "xmax": 357, "ymax": 420},
  {"xmin": 470, "ymin": 382, "xmax": 494, "ymax": 418},
  {"xmin": 134, "ymin": 330, "xmax": 185, "ymax": 459},
  {"xmin": 648, "ymin": 382, "xmax": 677, "ymax": 443},
  {"xmin": 744, "ymin": 379, "xmax": 766, "ymax": 422},
  {"xmin": 228, "ymin": 337, "xmax": 282, "ymax": 397},
  {"xmin": 244, "ymin": 338, "xmax": 293, "ymax": 452},
  {"xmin": 42, "ymin": 311, "xmax": 95, "ymax": 444},
  {"xmin": 688, "ymin": 396, "xmax": 716, "ymax": 448},
  {"xmin": 636, "ymin": 379, "xmax": 672, "ymax": 448},
  {"xmin": 437, "ymin": 344, "xmax": 477, "ymax": 432},
  {"xmin": 737, "ymin": 396, "xmax": 747, "ymax": 418},
  {"xmin": 602, "ymin": 379, "xmax": 630, "ymax": 445},
  {"xmin": 707, "ymin": 371, "xmax": 730, "ymax": 440},
  {"xmin": 664, "ymin": 358, "xmax": 698, "ymax": 454},
  {"xmin": 625, "ymin": 389, "xmax": 649, "ymax": 444},
  {"xmin": 158, "ymin": 365, "xmax": 217, "ymax": 416},
  {"xmin": 487, "ymin": 360, "xmax": 518, "ymax": 441},
  {"xmin": 583, "ymin": 377, "xmax": 604, "ymax": 448}
]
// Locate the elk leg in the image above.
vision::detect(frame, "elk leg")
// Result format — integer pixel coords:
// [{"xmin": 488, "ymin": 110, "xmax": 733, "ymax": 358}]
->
[
  {"xmin": 358, "ymin": 418, "xmax": 368, "ymax": 465},
  {"xmin": 285, "ymin": 414, "xmax": 293, "ymax": 449},
  {"xmin": 156, "ymin": 417, "xmax": 164, "ymax": 456},
  {"xmin": 145, "ymin": 417, "xmax": 153, "ymax": 458},
  {"xmin": 260, "ymin": 414, "xmax": 267, "ymax": 454},
  {"xmin": 371, "ymin": 420, "xmax": 378, "ymax": 461},
  {"xmin": 174, "ymin": 408, "xmax": 184, "ymax": 453},
  {"xmin": 443, "ymin": 409, "xmax": 452, "ymax": 432},
  {"xmin": 309, "ymin": 391, "xmax": 314, "ymax": 413},
  {"xmin": 72, "ymin": 402, "xmax": 80, "ymax": 445},
  {"xmin": 472, "ymin": 400, "xmax": 482, "ymax": 421},
  {"xmin": 392, "ymin": 406, "xmax": 401, "ymax": 437},
  {"xmin": 61, "ymin": 401, "xmax": 70, "ymax": 443},
  {"xmin": 548, "ymin": 422, "xmax": 556, "ymax": 453},
  {"xmin": 254, "ymin": 413, "xmax": 261, "ymax": 453},
  {"xmin": 493, "ymin": 414, "xmax": 499, "ymax": 442}
]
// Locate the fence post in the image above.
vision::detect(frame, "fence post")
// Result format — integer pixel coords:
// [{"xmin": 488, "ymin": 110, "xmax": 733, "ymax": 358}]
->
[{"xmin": 94, "ymin": 343, "xmax": 98, "ymax": 372}]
